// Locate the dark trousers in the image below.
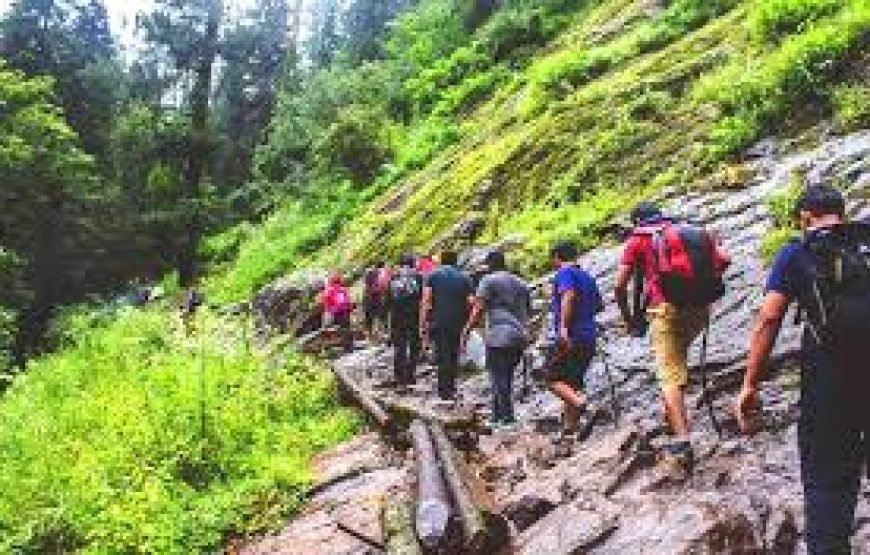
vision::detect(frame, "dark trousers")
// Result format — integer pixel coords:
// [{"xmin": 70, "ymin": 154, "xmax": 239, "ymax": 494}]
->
[
  {"xmin": 432, "ymin": 328, "xmax": 462, "ymax": 400},
  {"xmin": 799, "ymin": 351, "xmax": 870, "ymax": 554},
  {"xmin": 332, "ymin": 311, "xmax": 353, "ymax": 353},
  {"xmin": 392, "ymin": 323, "xmax": 420, "ymax": 385},
  {"xmin": 487, "ymin": 346, "xmax": 523, "ymax": 423}
]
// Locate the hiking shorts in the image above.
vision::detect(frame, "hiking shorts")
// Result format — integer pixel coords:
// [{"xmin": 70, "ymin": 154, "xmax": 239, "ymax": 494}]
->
[
  {"xmin": 648, "ymin": 303, "xmax": 709, "ymax": 389},
  {"xmin": 546, "ymin": 341, "xmax": 594, "ymax": 390}
]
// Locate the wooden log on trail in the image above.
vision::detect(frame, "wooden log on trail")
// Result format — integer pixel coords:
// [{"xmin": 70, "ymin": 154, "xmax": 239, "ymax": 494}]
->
[
  {"xmin": 381, "ymin": 488, "xmax": 423, "ymax": 555},
  {"xmin": 333, "ymin": 366, "xmax": 392, "ymax": 430},
  {"xmin": 378, "ymin": 395, "xmax": 477, "ymax": 431},
  {"xmin": 429, "ymin": 422, "xmax": 487, "ymax": 552},
  {"xmin": 410, "ymin": 419, "xmax": 452, "ymax": 550}
]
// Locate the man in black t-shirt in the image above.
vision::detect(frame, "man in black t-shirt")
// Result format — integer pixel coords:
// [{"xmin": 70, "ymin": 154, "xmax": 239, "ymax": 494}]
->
[{"xmin": 421, "ymin": 250, "xmax": 473, "ymax": 400}]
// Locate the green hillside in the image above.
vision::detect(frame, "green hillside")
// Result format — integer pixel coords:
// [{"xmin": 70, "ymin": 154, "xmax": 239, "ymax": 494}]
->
[{"xmin": 208, "ymin": 0, "xmax": 870, "ymax": 297}]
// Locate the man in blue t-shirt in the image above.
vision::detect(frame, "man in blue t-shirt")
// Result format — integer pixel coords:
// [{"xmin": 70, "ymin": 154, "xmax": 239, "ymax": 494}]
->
[
  {"xmin": 547, "ymin": 241, "xmax": 603, "ymax": 441},
  {"xmin": 736, "ymin": 184, "xmax": 870, "ymax": 554}
]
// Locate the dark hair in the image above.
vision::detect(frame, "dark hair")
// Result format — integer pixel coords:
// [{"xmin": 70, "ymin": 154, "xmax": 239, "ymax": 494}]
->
[
  {"xmin": 399, "ymin": 253, "xmax": 415, "ymax": 267},
  {"xmin": 485, "ymin": 250, "xmax": 506, "ymax": 271},
  {"xmin": 440, "ymin": 250, "xmax": 458, "ymax": 266},
  {"xmin": 551, "ymin": 241, "xmax": 578, "ymax": 262},
  {"xmin": 630, "ymin": 201, "xmax": 662, "ymax": 225},
  {"xmin": 793, "ymin": 184, "xmax": 845, "ymax": 219}
]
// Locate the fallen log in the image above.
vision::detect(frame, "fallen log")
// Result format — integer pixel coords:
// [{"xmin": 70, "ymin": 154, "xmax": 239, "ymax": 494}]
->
[
  {"xmin": 377, "ymin": 395, "xmax": 477, "ymax": 431},
  {"xmin": 381, "ymin": 488, "xmax": 423, "ymax": 555},
  {"xmin": 429, "ymin": 422, "xmax": 487, "ymax": 552},
  {"xmin": 333, "ymin": 366, "xmax": 392, "ymax": 430},
  {"xmin": 410, "ymin": 419, "xmax": 453, "ymax": 550}
]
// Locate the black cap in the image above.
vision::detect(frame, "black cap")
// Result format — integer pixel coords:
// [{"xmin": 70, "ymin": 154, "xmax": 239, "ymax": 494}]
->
[
  {"xmin": 630, "ymin": 201, "xmax": 662, "ymax": 225},
  {"xmin": 550, "ymin": 241, "xmax": 578, "ymax": 262},
  {"xmin": 485, "ymin": 249, "xmax": 506, "ymax": 271},
  {"xmin": 399, "ymin": 253, "xmax": 415, "ymax": 267},
  {"xmin": 793, "ymin": 184, "xmax": 845, "ymax": 219}
]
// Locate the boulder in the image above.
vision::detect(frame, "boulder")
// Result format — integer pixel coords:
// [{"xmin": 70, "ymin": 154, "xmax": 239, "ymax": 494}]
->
[
  {"xmin": 599, "ymin": 493, "xmax": 761, "ymax": 553},
  {"xmin": 515, "ymin": 495, "xmax": 620, "ymax": 554}
]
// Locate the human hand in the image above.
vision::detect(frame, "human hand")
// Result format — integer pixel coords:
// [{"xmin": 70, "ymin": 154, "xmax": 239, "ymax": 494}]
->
[{"xmin": 735, "ymin": 386, "xmax": 762, "ymax": 434}]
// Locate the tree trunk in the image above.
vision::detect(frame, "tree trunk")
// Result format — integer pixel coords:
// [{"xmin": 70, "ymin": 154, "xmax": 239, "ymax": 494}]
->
[
  {"xmin": 179, "ymin": 0, "xmax": 222, "ymax": 286},
  {"xmin": 410, "ymin": 420, "xmax": 453, "ymax": 550}
]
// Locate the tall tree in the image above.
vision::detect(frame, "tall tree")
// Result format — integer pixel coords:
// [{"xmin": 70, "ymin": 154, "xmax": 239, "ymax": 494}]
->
[
  {"xmin": 140, "ymin": 0, "xmax": 225, "ymax": 285},
  {"xmin": 0, "ymin": 0, "xmax": 121, "ymax": 164},
  {"xmin": 213, "ymin": 0, "xmax": 291, "ymax": 206},
  {"xmin": 0, "ymin": 63, "xmax": 99, "ymax": 365}
]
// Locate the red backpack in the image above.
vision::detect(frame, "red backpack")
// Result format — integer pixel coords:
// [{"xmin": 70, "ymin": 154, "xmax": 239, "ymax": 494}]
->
[
  {"xmin": 634, "ymin": 222, "xmax": 729, "ymax": 307},
  {"xmin": 324, "ymin": 283, "xmax": 353, "ymax": 315}
]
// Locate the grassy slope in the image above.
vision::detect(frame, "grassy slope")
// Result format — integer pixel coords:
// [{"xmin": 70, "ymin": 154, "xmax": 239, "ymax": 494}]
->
[
  {"xmin": 0, "ymin": 306, "xmax": 358, "ymax": 552},
  {"xmin": 309, "ymin": 0, "xmax": 869, "ymax": 275}
]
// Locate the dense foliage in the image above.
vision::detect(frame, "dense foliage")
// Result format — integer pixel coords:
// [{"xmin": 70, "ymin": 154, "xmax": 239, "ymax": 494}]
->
[{"xmin": 0, "ymin": 306, "xmax": 357, "ymax": 552}]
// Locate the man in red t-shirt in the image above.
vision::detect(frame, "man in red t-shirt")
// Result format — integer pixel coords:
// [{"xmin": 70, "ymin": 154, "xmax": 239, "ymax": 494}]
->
[{"xmin": 614, "ymin": 202, "xmax": 729, "ymax": 475}]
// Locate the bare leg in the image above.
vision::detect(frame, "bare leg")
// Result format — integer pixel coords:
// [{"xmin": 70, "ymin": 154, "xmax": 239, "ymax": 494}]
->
[
  {"xmin": 661, "ymin": 385, "xmax": 691, "ymax": 438},
  {"xmin": 549, "ymin": 380, "xmax": 586, "ymax": 433}
]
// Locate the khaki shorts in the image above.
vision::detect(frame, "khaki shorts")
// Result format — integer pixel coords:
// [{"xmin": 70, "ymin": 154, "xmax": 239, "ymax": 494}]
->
[{"xmin": 648, "ymin": 303, "xmax": 709, "ymax": 389}]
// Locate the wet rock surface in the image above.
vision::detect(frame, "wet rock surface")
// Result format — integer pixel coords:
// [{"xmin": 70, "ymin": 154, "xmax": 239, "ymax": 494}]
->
[{"xmin": 243, "ymin": 132, "xmax": 870, "ymax": 554}]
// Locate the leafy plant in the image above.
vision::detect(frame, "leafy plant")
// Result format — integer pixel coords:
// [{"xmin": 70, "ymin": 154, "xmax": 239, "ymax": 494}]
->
[
  {"xmin": 0, "ymin": 307, "xmax": 358, "ymax": 552},
  {"xmin": 832, "ymin": 83, "xmax": 870, "ymax": 133}
]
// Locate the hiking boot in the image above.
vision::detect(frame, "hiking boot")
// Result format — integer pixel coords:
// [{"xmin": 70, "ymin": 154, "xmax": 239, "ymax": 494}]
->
[
  {"xmin": 577, "ymin": 404, "xmax": 604, "ymax": 441},
  {"xmin": 660, "ymin": 440, "xmax": 695, "ymax": 481},
  {"xmin": 552, "ymin": 431, "xmax": 578, "ymax": 458}
]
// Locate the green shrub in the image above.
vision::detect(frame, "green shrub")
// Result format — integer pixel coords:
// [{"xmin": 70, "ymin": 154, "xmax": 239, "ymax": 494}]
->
[
  {"xmin": 314, "ymin": 105, "xmax": 393, "ymax": 184},
  {"xmin": 832, "ymin": 83, "xmax": 870, "ymax": 132},
  {"xmin": 747, "ymin": 0, "xmax": 841, "ymax": 43},
  {"xmin": 523, "ymin": 0, "xmax": 738, "ymax": 113},
  {"xmin": 205, "ymin": 194, "xmax": 362, "ymax": 303},
  {"xmin": 760, "ymin": 181, "xmax": 802, "ymax": 261},
  {"xmin": 696, "ymin": 1, "xmax": 870, "ymax": 157},
  {"xmin": 0, "ymin": 307, "xmax": 357, "ymax": 552}
]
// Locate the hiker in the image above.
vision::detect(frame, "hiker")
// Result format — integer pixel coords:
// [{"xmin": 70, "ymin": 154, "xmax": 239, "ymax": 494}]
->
[
  {"xmin": 363, "ymin": 261, "xmax": 387, "ymax": 342},
  {"xmin": 322, "ymin": 271, "xmax": 355, "ymax": 353},
  {"xmin": 463, "ymin": 249, "xmax": 531, "ymax": 429},
  {"xmin": 546, "ymin": 241, "xmax": 603, "ymax": 442},
  {"xmin": 615, "ymin": 201, "xmax": 729, "ymax": 473},
  {"xmin": 421, "ymin": 250, "xmax": 474, "ymax": 401},
  {"xmin": 387, "ymin": 254, "xmax": 424, "ymax": 387},
  {"xmin": 735, "ymin": 184, "xmax": 870, "ymax": 554}
]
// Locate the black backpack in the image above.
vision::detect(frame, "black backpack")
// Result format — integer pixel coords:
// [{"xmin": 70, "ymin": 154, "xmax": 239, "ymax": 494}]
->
[
  {"xmin": 801, "ymin": 222, "xmax": 870, "ymax": 355},
  {"xmin": 390, "ymin": 269, "xmax": 421, "ymax": 305}
]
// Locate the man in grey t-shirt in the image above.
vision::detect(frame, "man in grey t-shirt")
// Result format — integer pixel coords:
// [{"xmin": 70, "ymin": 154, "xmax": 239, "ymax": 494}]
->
[{"xmin": 462, "ymin": 250, "xmax": 530, "ymax": 426}]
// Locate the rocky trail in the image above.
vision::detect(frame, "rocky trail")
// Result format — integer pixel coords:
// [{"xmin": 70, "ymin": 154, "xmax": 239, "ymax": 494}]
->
[{"xmin": 243, "ymin": 131, "xmax": 870, "ymax": 555}]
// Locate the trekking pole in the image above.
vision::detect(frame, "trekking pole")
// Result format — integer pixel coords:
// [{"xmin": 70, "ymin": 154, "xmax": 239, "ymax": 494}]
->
[
  {"xmin": 520, "ymin": 350, "xmax": 531, "ymax": 401},
  {"xmin": 596, "ymin": 332, "xmax": 620, "ymax": 428},
  {"xmin": 699, "ymin": 323, "xmax": 723, "ymax": 438}
]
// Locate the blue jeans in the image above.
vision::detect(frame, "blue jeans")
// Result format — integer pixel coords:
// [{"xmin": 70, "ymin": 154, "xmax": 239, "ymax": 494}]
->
[{"xmin": 487, "ymin": 346, "xmax": 523, "ymax": 423}]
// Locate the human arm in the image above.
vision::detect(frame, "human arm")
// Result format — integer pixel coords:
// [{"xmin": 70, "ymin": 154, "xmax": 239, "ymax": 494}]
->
[
  {"xmin": 419, "ymin": 284, "xmax": 432, "ymax": 340},
  {"xmin": 559, "ymin": 288, "xmax": 576, "ymax": 347},
  {"xmin": 462, "ymin": 297, "xmax": 484, "ymax": 350},
  {"xmin": 614, "ymin": 263, "xmax": 633, "ymax": 329},
  {"xmin": 736, "ymin": 291, "xmax": 790, "ymax": 433}
]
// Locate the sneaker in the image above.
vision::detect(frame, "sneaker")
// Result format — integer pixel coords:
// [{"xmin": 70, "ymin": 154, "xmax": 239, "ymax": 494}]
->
[{"xmin": 552, "ymin": 431, "xmax": 578, "ymax": 458}]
